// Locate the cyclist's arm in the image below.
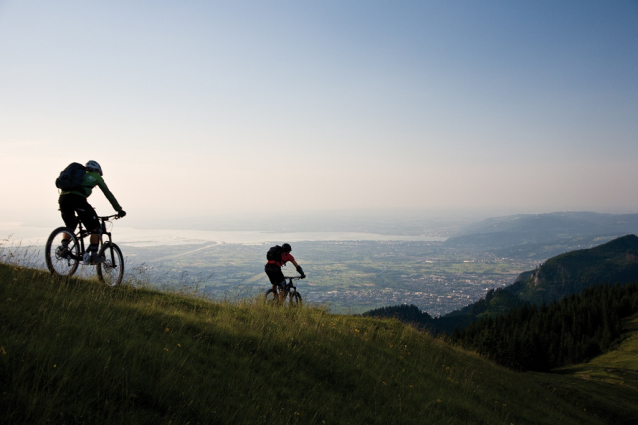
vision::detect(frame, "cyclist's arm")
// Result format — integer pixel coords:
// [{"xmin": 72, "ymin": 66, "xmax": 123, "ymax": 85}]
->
[
  {"xmin": 96, "ymin": 177, "xmax": 123, "ymax": 212},
  {"xmin": 290, "ymin": 259, "xmax": 305, "ymax": 278}
]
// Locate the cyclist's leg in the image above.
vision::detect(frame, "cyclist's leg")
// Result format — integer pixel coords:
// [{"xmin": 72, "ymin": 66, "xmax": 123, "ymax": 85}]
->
[
  {"xmin": 58, "ymin": 195, "xmax": 80, "ymax": 255},
  {"xmin": 59, "ymin": 194, "xmax": 80, "ymax": 240},
  {"xmin": 265, "ymin": 264, "xmax": 286, "ymax": 300},
  {"xmin": 75, "ymin": 198, "xmax": 101, "ymax": 262},
  {"xmin": 278, "ymin": 282, "xmax": 287, "ymax": 301}
]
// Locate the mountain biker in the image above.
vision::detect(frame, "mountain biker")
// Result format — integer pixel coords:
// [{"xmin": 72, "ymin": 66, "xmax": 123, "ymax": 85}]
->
[
  {"xmin": 58, "ymin": 160, "xmax": 126, "ymax": 264},
  {"xmin": 265, "ymin": 243, "xmax": 305, "ymax": 300}
]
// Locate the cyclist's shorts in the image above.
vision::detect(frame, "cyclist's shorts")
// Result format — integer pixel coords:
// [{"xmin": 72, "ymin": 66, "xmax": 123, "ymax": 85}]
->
[
  {"xmin": 59, "ymin": 193, "xmax": 100, "ymax": 232},
  {"xmin": 264, "ymin": 263, "xmax": 285, "ymax": 287}
]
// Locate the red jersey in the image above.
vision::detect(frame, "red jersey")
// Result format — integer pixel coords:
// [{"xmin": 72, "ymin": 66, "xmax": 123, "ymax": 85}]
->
[{"xmin": 267, "ymin": 252, "xmax": 295, "ymax": 268}]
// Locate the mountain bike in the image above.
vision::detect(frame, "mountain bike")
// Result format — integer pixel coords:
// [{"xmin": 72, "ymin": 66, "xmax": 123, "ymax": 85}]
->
[
  {"xmin": 45, "ymin": 214, "xmax": 125, "ymax": 286},
  {"xmin": 265, "ymin": 276, "xmax": 303, "ymax": 306}
]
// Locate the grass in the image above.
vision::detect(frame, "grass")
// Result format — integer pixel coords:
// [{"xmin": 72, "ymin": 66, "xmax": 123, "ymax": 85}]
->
[
  {"xmin": 0, "ymin": 261, "xmax": 634, "ymax": 424},
  {"xmin": 528, "ymin": 313, "xmax": 638, "ymax": 425},
  {"xmin": 586, "ymin": 314, "xmax": 638, "ymax": 372}
]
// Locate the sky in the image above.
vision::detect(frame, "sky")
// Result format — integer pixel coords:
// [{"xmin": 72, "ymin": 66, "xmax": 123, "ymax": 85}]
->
[{"xmin": 1, "ymin": 0, "xmax": 637, "ymax": 230}]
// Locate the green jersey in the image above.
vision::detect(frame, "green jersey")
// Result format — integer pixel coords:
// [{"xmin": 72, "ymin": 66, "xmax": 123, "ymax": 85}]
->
[{"xmin": 61, "ymin": 171, "xmax": 122, "ymax": 212}]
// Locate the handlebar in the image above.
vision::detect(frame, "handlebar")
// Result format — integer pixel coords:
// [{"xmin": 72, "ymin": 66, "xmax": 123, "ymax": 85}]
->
[{"xmin": 99, "ymin": 214, "xmax": 121, "ymax": 221}]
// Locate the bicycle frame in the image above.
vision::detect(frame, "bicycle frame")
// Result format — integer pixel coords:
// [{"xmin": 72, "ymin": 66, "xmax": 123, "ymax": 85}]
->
[
  {"xmin": 278, "ymin": 276, "xmax": 301, "ymax": 296},
  {"xmin": 72, "ymin": 214, "xmax": 119, "ymax": 263}
]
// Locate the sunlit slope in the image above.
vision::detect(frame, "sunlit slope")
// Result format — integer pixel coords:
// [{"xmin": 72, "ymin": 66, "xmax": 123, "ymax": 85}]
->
[
  {"xmin": 0, "ymin": 264, "xmax": 610, "ymax": 425},
  {"xmin": 556, "ymin": 312, "xmax": 638, "ymax": 387},
  {"xmin": 586, "ymin": 313, "xmax": 638, "ymax": 372},
  {"xmin": 527, "ymin": 313, "xmax": 638, "ymax": 425}
]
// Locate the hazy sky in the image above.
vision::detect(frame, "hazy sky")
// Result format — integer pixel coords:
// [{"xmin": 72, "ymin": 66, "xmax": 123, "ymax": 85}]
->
[{"xmin": 2, "ymin": 1, "xmax": 637, "ymax": 227}]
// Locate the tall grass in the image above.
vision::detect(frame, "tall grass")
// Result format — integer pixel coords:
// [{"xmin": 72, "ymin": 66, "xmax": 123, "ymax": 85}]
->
[{"xmin": 0, "ymin": 260, "xmax": 613, "ymax": 424}]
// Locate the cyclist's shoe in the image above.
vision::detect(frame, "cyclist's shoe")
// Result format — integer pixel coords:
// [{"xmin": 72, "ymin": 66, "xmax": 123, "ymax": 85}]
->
[
  {"xmin": 83, "ymin": 251, "xmax": 104, "ymax": 265},
  {"xmin": 56, "ymin": 245, "xmax": 70, "ymax": 258},
  {"xmin": 90, "ymin": 253, "xmax": 106, "ymax": 265}
]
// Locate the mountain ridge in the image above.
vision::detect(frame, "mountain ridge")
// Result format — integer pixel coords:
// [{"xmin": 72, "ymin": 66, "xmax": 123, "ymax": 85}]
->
[
  {"xmin": 444, "ymin": 212, "xmax": 638, "ymax": 252},
  {"xmin": 508, "ymin": 234, "xmax": 638, "ymax": 304}
]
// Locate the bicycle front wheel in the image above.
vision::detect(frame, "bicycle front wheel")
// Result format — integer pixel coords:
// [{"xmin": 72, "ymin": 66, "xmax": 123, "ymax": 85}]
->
[
  {"xmin": 289, "ymin": 291, "xmax": 302, "ymax": 307},
  {"xmin": 97, "ymin": 242, "xmax": 124, "ymax": 286},
  {"xmin": 45, "ymin": 227, "xmax": 80, "ymax": 277}
]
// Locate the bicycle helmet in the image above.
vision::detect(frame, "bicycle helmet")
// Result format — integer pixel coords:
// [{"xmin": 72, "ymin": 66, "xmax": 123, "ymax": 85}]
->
[
  {"xmin": 282, "ymin": 243, "xmax": 292, "ymax": 252},
  {"xmin": 85, "ymin": 160, "xmax": 103, "ymax": 176}
]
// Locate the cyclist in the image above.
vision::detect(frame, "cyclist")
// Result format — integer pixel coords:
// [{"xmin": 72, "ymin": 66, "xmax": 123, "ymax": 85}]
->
[
  {"xmin": 58, "ymin": 160, "xmax": 126, "ymax": 264},
  {"xmin": 265, "ymin": 243, "xmax": 305, "ymax": 300}
]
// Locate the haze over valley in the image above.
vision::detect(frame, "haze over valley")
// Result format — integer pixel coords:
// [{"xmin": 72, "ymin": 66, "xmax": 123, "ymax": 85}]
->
[{"xmin": 5, "ymin": 210, "xmax": 635, "ymax": 315}]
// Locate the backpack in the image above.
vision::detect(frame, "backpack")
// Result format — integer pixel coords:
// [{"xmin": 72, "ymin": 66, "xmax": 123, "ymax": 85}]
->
[
  {"xmin": 56, "ymin": 162, "xmax": 86, "ymax": 190},
  {"xmin": 267, "ymin": 245, "xmax": 283, "ymax": 262}
]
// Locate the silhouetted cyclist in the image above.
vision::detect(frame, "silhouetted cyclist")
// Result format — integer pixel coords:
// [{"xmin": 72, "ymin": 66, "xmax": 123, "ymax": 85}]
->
[
  {"xmin": 58, "ymin": 160, "xmax": 126, "ymax": 264},
  {"xmin": 265, "ymin": 243, "xmax": 305, "ymax": 300}
]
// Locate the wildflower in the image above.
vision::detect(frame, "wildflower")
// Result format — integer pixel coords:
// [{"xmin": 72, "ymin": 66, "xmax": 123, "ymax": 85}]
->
[
  {"xmin": 178, "ymin": 344, "xmax": 182, "ymax": 348},
  {"xmin": 54, "ymin": 365, "xmax": 57, "ymax": 368},
  {"xmin": 165, "ymin": 327, "xmax": 170, "ymax": 332},
  {"xmin": 382, "ymin": 382, "xmax": 386, "ymax": 385},
  {"xmin": 0, "ymin": 347, "xmax": 6, "ymax": 355},
  {"xmin": 437, "ymin": 399, "xmax": 441, "ymax": 403},
  {"xmin": 294, "ymin": 412, "xmax": 300, "ymax": 416},
  {"xmin": 164, "ymin": 348, "xmax": 169, "ymax": 352}
]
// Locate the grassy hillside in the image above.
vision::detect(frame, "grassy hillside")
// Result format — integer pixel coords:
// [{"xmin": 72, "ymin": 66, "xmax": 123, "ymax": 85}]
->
[{"xmin": 0, "ymin": 263, "xmax": 632, "ymax": 424}]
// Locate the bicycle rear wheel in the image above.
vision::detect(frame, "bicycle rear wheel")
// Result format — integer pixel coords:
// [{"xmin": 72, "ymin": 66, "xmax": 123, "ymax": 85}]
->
[
  {"xmin": 45, "ymin": 227, "xmax": 80, "ymax": 277},
  {"xmin": 265, "ymin": 288, "xmax": 278, "ymax": 304},
  {"xmin": 289, "ymin": 291, "xmax": 302, "ymax": 307},
  {"xmin": 97, "ymin": 242, "xmax": 124, "ymax": 286}
]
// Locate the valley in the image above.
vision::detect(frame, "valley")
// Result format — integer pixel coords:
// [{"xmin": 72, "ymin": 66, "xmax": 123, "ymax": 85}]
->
[{"xmin": 122, "ymin": 240, "xmax": 536, "ymax": 315}]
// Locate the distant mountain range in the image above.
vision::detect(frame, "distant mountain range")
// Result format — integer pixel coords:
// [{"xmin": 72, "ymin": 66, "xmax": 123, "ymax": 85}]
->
[
  {"xmin": 444, "ymin": 212, "xmax": 638, "ymax": 258},
  {"xmin": 365, "ymin": 234, "xmax": 638, "ymax": 334}
]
